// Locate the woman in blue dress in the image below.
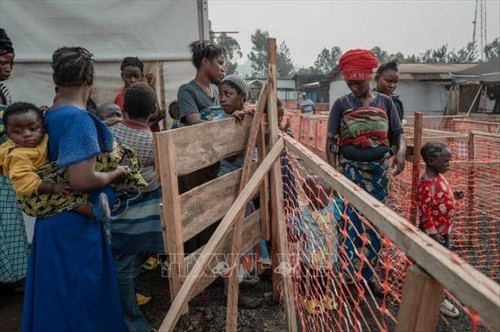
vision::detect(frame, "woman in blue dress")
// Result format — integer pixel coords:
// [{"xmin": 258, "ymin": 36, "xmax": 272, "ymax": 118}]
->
[{"xmin": 22, "ymin": 47, "xmax": 127, "ymax": 331}]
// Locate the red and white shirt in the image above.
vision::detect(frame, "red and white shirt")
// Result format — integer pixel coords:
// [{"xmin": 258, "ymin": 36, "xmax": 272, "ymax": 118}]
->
[{"xmin": 417, "ymin": 174, "xmax": 456, "ymax": 236}]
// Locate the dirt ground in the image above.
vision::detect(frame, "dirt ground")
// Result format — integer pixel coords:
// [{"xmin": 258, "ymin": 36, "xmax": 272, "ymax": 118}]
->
[
  {"xmin": 138, "ymin": 267, "xmax": 287, "ymax": 332},
  {"xmin": 0, "ymin": 268, "xmax": 287, "ymax": 332},
  {"xmin": 1, "ymin": 265, "xmax": 490, "ymax": 332}
]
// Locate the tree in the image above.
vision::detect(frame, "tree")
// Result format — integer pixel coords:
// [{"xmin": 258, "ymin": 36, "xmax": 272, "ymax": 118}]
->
[
  {"xmin": 295, "ymin": 66, "xmax": 322, "ymax": 75},
  {"xmin": 248, "ymin": 29, "xmax": 270, "ymax": 78},
  {"xmin": 313, "ymin": 46, "xmax": 342, "ymax": 74},
  {"xmin": 371, "ymin": 46, "xmax": 390, "ymax": 63},
  {"xmin": 484, "ymin": 37, "xmax": 500, "ymax": 60},
  {"xmin": 248, "ymin": 30, "xmax": 296, "ymax": 79},
  {"xmin": 277, "ymin": 41, "xmax": 294, "ymax": 79},
  {"xmin": 448, "ymin": 42, "xmax": 477, "ymax": 63},
  {"xmin": 208, "ymin": 20, "xmax": 242, "ymax": 75},
  {"xmin": 216, "ymin": 32, "xmax": 242, "ymax": 75}
]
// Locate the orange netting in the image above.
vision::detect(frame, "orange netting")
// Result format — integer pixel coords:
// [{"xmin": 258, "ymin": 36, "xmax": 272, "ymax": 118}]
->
[{"xmin": 280, "ymin": 111, "xmax": 499, "ymax": 331}]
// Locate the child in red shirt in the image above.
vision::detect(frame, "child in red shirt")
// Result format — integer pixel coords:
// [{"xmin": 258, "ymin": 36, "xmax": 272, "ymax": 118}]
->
[{"xmin": 418, "ymin": 141, "xmax": 464, "ymax": 318}]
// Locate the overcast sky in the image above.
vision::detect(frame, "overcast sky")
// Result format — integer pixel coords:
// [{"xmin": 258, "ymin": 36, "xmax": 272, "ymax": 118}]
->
[{"xmin": 208, "ymin": 0, "xmax": 500, "ymax": 67}]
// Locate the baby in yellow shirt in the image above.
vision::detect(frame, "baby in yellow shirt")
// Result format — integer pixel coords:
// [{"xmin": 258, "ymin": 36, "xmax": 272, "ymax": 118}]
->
[{"xmin": 0, "ymin": 102, "xmax": 110, "ymax": 220}]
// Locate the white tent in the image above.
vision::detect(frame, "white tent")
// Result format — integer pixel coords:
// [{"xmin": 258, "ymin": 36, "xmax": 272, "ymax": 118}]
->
[{"xmin": 0, "ymin": 0, "xmax": 209, "ymax": 108}]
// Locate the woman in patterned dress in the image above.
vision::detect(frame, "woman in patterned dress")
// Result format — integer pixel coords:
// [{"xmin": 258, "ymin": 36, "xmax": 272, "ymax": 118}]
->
[{"xmin": 0, "ymin": 27, "xmax": 29, "ymax": 288}]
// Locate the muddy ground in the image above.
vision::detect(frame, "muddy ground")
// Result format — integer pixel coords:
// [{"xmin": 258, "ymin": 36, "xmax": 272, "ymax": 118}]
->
[{"xmin": 1, "ymin": 265, "xmax": 489, "ymax": 331}]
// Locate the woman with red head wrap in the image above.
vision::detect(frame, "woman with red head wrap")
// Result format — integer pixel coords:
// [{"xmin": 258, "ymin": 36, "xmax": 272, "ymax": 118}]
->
[{"xmin": 326, "ymin": 49, "xmax": 407, "ymax": 296}]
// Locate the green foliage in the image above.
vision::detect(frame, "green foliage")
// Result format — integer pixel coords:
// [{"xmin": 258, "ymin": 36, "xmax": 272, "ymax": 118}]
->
[
  {"xmin": 277, "ymin": 41, "xmax": 294, "ymax": 79},
  {"xmin": 402, "ymin": 42, "xmax": 478, "ymax": 63},
  {"xmin": 313, "ymin": 47, "xmax": 342, "ymax": 74},
  {"xmin": 216, "ymin": 32, "xmax": 242, "ymax": 75},
  {"xmin": 371, "ymin": 46, "xmax": 390, "ymax": 63},
  {"xmin": 248, "ymin": 29, "xmax": 270, "ymax": 78},
  {"xmin": 248, "ymin": 29, "xmax": 295, "ymax": 79},
  {"xmin": 209, "ymin": 20, "xmax": 242, "ymax": 75},
  {"xmin": 295, "ymin": 66, "xmax": 322, "ymax": 75},
  {"xmin": 484, "ymin": 37, "xmax": 500, "ymax": 60}
]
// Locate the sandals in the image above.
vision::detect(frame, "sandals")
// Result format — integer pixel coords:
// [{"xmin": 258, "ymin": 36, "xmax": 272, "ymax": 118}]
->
[
  {"xmin": 440, "ymin": 299, "xmax": 460, "ymax": 318},
  {"xmin": 143, "ymin": 256, "xmax": 159, "ymax": 270},
  {"xmin": 136, "ymin": 292, "xmax": 152, "ymax": 306},
  {"xmin": 303, "ymin": 295, "xmax": 337, "ymax": 315},
  {"xmin": 322, "ymin": 295, "xmax": 337, "ymax": 310},
  {"xmin": 303, "ymin": 299, "xmax": 325, "ymax": 315}
]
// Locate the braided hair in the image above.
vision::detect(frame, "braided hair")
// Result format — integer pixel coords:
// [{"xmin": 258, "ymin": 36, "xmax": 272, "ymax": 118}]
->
[
  {"xmin": 189, "ymin": 40, "xmax": 226, "ymax": 69},
  {"xmin": 51, "ymin": 47, "xmax": 95, "ymax": 87},
  {"xmin": 376, "ymin": 60, "xmax": 399, "ymax": 76}
]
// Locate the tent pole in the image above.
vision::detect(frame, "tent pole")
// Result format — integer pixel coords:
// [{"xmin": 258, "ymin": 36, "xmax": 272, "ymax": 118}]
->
[{"xmin": 466, "ymin": 84, "xmax": 483, "ymax": 116}]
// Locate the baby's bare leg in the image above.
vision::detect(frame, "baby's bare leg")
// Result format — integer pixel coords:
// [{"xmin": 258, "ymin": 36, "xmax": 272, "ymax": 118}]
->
[{"xmin": 73, "ymin": 203, "xmax": 94, "ymax": 219}]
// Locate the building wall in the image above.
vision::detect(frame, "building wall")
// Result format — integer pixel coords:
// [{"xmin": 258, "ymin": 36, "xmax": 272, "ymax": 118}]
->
[{"xmin": 329, "ymin": 80, "xmax": 450, "ymax": 115}]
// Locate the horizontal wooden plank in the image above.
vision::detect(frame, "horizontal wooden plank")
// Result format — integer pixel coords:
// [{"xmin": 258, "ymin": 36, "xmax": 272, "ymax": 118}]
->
[
  {"xmin": 422, "ymin": 128, "xmax": 458, "ymax": 136},
  {"xmin": 185, "ymin": 210, "xmax": 262, "ymax": 300},
  {"xmin": 155, "ymin": 116, "xmax": 253, "ymax": 176},
  {"xmin": 450, "ymin": 160, "xmax": 500, "ymax": 167},
  {"xmin": 454, "ymin": 118, "xmax": 500, "ymax": 126},
  {"xmin": 470, "ymin": 130, "xmax": 500, "ymax": 141},
  {"xmin": 283, "ymin": 135, "xmax": 500, "ymax": 330},
  {"xmin": 407, "ymin": 135, "xmax": 469, "ymax": 147},
  {"xmin": 180, "ymin": 163, "xmax": 257, "ymax": 243}
]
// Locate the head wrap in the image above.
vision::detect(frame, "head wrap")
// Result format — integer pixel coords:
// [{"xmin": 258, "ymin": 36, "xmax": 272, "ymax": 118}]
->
[
  {"xmin": 0, "ymin": 28, "xmax": 14, "ymax": 56},
  {"xmin": 339, "ymin": 49, "xmax": 378, "ymax": 81},
  {"xmin": 220, "ymin": 74, "xmax": 250, "ymax": 98}
]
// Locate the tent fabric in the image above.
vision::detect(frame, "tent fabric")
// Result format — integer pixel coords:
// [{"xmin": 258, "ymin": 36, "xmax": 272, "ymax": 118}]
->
[
  {"xmin": 0, "ymin": 0, "xmax": 204, "ymax": 108},
  {"xmin": 0, "ymin": 0, "xmax": 201, "ymax": 62}
]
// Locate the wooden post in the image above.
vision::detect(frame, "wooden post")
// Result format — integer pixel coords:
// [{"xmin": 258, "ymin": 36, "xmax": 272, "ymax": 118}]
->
[
  {"xmin": 298, "ymin": 114, "xmax": 304, "ymax": 141},
  {"xmin": 467, "ymin": 131, "xmax": 475, "ymax": 245},
  {"xmin": 158, "ymin": 61, "xmax": 168, "ymax": 130},
  {"xmin": 258, "ymin": 118, "xmax": 271, "ymax": 240},
  {"xmin": 410, "ymin": 112, "xmax": 423, "ymax": 225},
  {"xmin": 267, "ymin": 37, "xmax": 297, "ymax": 331},
  {"xmin": 154, "ymin": 131, "xmax": 188, "ymax": 314},
  {"xmin": 225, "ymin": 83, "xmax": 269, "ymax": 331},
  {"xmin": 396, "ymin": 265, "xmax": 444, "ymax": 332}
]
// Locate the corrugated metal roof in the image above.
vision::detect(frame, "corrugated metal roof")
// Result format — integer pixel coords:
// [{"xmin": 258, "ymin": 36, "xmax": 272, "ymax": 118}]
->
[
  {"xmin": 453, "ymin": 58, "xmax": 500, "ymax": 75},
  {"xmin": 398, "ymin": 63, "xmax": 476, "ymax": 74},
  {"xmin": 329, "ymin": 63, "xmax": 477, "ymax": 81}
]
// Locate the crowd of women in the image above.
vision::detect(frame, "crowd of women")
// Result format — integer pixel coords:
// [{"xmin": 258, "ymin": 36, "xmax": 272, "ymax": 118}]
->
[{"xmin": 0, "ymin": 24, "xmax": 421, "ymax": 330}]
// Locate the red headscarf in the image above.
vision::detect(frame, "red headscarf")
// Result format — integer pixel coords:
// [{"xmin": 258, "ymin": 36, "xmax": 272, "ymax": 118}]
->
[{"xmin": 339, "ymin": 49, "xmax": 378, "ymax": 81}]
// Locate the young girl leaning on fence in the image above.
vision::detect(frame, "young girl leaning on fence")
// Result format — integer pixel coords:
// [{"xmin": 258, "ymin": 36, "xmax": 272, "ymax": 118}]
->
[{"xmin": 418, "ymin": 141, "xmax": 464, "ymax": 318}]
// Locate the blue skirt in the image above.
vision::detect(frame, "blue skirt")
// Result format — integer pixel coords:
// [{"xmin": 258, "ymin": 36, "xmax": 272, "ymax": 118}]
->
[{"xmin": 22, "ymin": 211, "xmax": 126, "ymax": 332}]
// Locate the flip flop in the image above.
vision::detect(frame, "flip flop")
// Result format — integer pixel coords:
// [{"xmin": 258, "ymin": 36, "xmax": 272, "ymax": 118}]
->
[
  {"xmin": 143, "ymin": 256, "xmax": 159, "ymax": 270},
  {"xmin": 303, "ymin": 298, "xmax": 325, "ymax": 315},
  {"xmin": 322, "ymin": 295, "xmax": 338, "ymax": 310}
]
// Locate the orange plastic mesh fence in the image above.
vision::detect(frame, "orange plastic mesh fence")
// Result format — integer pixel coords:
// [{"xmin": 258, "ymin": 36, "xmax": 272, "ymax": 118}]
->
[{"xmin": 279, "ymin": 112, "xmax": 499, "ymax": 331}]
